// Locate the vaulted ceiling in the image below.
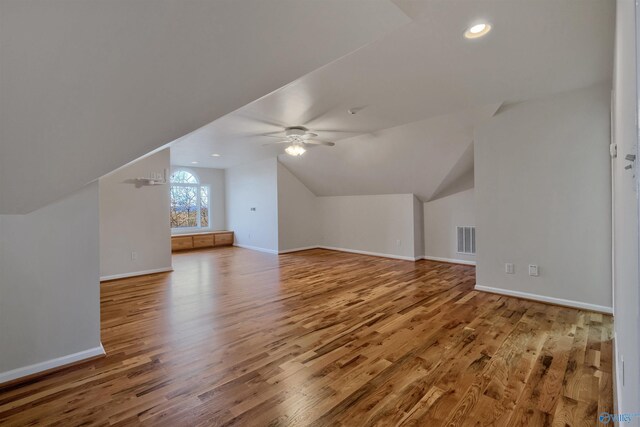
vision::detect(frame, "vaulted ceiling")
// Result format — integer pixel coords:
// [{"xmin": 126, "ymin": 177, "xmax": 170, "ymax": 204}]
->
[
  {"xmin": 0, "ymin": 0, "xmax": 407, "ymax": 214},
  {"xmin": 1, "ymin": 0, "xmax": 615, "ymax": 212},
  {"xmin": 170, "ymin": 0, "xmax": 614, "ymax": 201}
]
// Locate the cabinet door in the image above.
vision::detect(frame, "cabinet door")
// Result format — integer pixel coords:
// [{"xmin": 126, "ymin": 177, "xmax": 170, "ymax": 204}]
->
[
  {"xmin": 193, "ymin": 235, "xmax": 214, "ymax": 248},
  {"xmin": 172, "ymin": 236, "xmax": 193, "ymax": 251},
  {"xmin": 214, "ymin": 233, "xmax": 234, "ymax": 246}
]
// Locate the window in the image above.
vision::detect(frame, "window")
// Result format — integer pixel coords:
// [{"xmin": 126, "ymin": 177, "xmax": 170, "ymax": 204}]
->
[{"xmin": 170, "ymin": 170, "xmax": 210, "ymax": 229}]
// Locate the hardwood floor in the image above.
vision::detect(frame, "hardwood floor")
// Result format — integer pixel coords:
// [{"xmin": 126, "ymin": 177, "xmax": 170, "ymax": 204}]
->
[{"xmin": 0, "ymin": 247, "xmax": 612, "ymax": 426}]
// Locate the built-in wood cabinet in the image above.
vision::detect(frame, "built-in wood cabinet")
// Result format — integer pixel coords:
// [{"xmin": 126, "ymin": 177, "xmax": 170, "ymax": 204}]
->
[
  {"xmin": 193, "ymin": 235, "xmax": 214, "ymax": 248},
  {"xmin": 171, "ymin": 231, "xmax": 234, "ymax": 252},
  {"xmin": 214, "ymin": 233, "xmax": 233, "ymax": 246},
  {"xmin": 171, "ymin": 236, "xmax": 194, "ymax": 251}
]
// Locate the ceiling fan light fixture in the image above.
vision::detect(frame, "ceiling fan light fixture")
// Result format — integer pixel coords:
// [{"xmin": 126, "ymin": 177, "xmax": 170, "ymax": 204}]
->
[
  {"xmin": 285, "ymin": 144, "xmax": 306, "ymax": 156},
  {"xmin": 265, "ymin": 126, "xmax": 333, "ymax": 153}
]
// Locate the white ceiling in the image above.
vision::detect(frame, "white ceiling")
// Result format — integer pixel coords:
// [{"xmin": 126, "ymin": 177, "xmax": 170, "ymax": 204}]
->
[
  {"xmin": 171, "ymin": 0, "xmax": 614, "ymax": 201},
  {"xmin": 281, "ymin": 103, "xmax": 500, "ymax": 202},
  {"xmin": 0, "ymin": 0, "xmax": 407, "ymax": 214}
]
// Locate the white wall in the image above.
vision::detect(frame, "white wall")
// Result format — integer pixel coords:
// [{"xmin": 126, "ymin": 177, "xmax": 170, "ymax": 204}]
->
[
  {"xmin": 226, "ymin": 160, "xmax": 423, "ymax": 259},
  {"xmin": 613, "ymin": 0, "xmax": 640, "ymax": 417},
  {"xmin": 277, "ymin": 162, "xmax": 321, "ymax": 252},
  {"xmin": 100, "ymin": 149, "xmax": 172, "ymax": 280},
  {"xmin": 424, "ymin": 188, "xmax": 475, "ymax": 264},
  {"xmin": 0, "ymin": 182, "xmax": 102, "ymax": 382},
  {"xmin": 413, "ymin": 196, "xmax": 424, "ymax": 259},
  {"xmin": 171, "ymin": 166, "xmax": 226, "ymax": 234},
  {"xmin": 0, "ymin": 1, "xmax": 406, "ymax": 214},
  {"xmin": 320, "ymin": 194, "xmax": 419, "ymax": 260},
  {"xmin": 475, "ymin": 83, "xmax": 612, "ymax": 312},
  {"xmin": 225, "ymin": 158, "xmax": 279, "ymax": 253}
]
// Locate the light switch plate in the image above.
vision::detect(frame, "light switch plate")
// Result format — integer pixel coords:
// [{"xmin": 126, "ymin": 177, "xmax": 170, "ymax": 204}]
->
[{"xmin": 505, "ymin": 263, "xmax": 514, "ymax": 274}]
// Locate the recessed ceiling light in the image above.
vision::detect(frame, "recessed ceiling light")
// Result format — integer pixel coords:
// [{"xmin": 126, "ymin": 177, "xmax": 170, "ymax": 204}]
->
[
  {"xmin": 464, "ymin": 22, "xmax": 491, "ymax": 39},
  {"xmin": 211, "ymin": 153, "xmax": 221, "ymax": 157},
  {"xmin": 191, "ymin": 161, "xmax": 199, "ymax": 164}
]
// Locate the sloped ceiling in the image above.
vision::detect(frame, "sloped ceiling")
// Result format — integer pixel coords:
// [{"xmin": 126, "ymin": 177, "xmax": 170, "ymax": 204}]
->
[
  {"xmin": 171, "ymin": 0, "xmax": 614, "ymax": 201},
  {"xmin": 0, "ymin": 0, "xmax": 408, "ymax": 214},
  {"xmin": 280, "ymin": 104, "xmax": 498, "ymax": 202},
  {"xmin": 429, "ymin": 142, "xmax": 475, "ymax": 201}
]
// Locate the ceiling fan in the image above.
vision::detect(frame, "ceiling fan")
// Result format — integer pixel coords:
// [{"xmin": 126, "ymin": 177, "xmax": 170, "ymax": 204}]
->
[{"xmin": 262, "ymin": 126, "xmax": 335, "ymax": 156}]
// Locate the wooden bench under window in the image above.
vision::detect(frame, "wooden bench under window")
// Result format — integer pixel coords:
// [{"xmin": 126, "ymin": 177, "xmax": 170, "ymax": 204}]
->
[{"xmin": 171, "ymin": 231, "xmax": 234, "ymax": 252}]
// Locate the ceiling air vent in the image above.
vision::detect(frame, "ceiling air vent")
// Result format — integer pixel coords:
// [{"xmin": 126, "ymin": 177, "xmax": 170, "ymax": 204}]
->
[{"xmin": 457, "ymin": 226, "xmax": 476, "ymax": 255}]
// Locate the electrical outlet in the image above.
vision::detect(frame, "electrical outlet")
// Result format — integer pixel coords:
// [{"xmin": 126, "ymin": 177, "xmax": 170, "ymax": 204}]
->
[
  {"xmin": 505, "ymin": 263, "xmax": 514, "ymax": 274},
  {"xmin": 529, "ymin": 264, "xmax": 539, "ymax": 276},
  {"xmin": 131, "ymin": 251, "xmax": 137, "ymax": 261},
  {"xmin": 396, "ymin": 239, "xmax": 401, "ymax": 247}
]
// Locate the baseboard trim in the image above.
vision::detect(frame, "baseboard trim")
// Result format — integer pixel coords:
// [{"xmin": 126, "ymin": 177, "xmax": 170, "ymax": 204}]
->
[
  {"xmin": 613, "ymin": 332, "xmax": 621, "ymax": 418},
  {"xmin": 233, "ymin": 243, "xmax": 278, "ymax": 254},
  {"xmin": 474, "ymin": 285, "xmax": 613, "ymax": 314},
  {"xmin": 318, "ymin": 246, "xmax": 417, "ymax": 261},
  {"xmin": 237, "ymin": 244, "xmax": 419, "ymax": 261},
  {"xmin": 242, "ymin": 245, "xmax": 471, "ymax": 264},
  {"xmin": 421, "ymin": 256, "xmax": 476, "ymax": 266},
  {"xmin": 0, "ymin": 344, "xmax": 105, "ymax": 386},
  {"xmin": 100, "ymin": 267, "xmax": 173, "ymax": 282},
  {"xmin": 278, "ymin": 246, "xmax": 320, "ymax": 254}
]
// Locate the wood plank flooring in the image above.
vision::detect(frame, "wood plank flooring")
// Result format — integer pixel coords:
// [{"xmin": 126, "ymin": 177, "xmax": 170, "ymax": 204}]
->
[{"xmin": 0, "ymin": 247, "xmax": 613, "ymax": 426}]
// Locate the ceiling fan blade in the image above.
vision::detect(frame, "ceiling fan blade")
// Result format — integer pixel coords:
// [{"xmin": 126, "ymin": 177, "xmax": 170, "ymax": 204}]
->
[
  {"xmin": 312, "ymin": 129, "xmax": 369, "ymax": 134},
  {"xmin": 237, "ymin": 113, "xmax": 288, "ymax": 128},
  {"xmin": 262, "ymin": 140, "xmax": 289, "ymax": 146},
  {"xmin": 305, "ymin": 140, "xmax": 335, "ymax": 147}
]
